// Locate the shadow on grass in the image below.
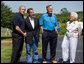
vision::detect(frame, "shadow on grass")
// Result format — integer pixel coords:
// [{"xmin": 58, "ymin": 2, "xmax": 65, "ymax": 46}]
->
[
  {"xmin": 1, "ymin": 37, "xmax": 12, "ymax": 40},
  {"xmin": 1, "ymin": 58, "xmax": 70, "ymax": 63},
  {"xmin": 19, "ymin": 58, "xmax": 70, "ymax": 63},
  {"xmin": 18, "ymin": 58, "xmax": 50, "ymax": 63}
]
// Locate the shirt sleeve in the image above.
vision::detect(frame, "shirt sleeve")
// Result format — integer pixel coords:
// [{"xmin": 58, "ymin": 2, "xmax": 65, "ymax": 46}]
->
[
  {"xmin": 54, "ymin": 15, "xmax": 58, "ymax": 26},
  {"xmin": 13, "ymin": 15, "xmax": 20, "ymax": 26},
  {"xmin": 78, "ymin": 22, "xmax": 83, "ymax": 31},
  {"xmin": 78, "ymin": 22, "xmax": 83, "ymax": 35},
  {"xmin": 79, "ymin": 22, "xmax": 83, "ymax": 29},
  {"xmin": 40, "ymin": 15, "xmax": 44, "ymax": 26}
]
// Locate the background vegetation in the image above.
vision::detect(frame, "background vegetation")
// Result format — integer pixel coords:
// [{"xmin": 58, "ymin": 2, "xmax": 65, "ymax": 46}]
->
[{"xmin": 1, "ymin": 2, "xmax": 83, "ymax": 35}]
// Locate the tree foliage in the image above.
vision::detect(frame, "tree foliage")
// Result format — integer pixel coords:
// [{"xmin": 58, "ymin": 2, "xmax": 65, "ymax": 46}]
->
[
  {"xmin": 1, "ymin": 2, "xmax": 15, "ymax": 28},
  {"xmin": 1, "ymin": 2, "xmax": 83, "ymax": 35},
  {"xmin": 60, "ymin": 8, "xmax": 69, "ymax": 14}
]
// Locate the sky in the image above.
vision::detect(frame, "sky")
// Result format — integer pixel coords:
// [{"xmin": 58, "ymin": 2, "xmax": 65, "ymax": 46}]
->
[{"xmin": 2, "ymin": 1, "xmax": 83, "ymax": 14}]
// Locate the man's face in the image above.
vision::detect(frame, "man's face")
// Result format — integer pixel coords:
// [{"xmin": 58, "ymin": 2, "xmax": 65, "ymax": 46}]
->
[
  {"xmin": 19, "ymin": 7, "xmax": 26, "ymax": 15},
  {"xmin": 28, "ymin": 10, "xmax": 34, "ymax": 17},
  {"xmin": 47, "ymin": 6, "xmax": 53, "ymax": 14}
]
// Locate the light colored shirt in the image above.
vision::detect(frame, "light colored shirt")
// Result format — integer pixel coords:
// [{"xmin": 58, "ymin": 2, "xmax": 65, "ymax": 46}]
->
[
  {"xmin": 40, "ymin": 12, "xmax": 58, "ymax": 31},
  {"xmin": 66, "ymin": 21, "xmax": 83, "ymax": 37},
  {"xmin": 29, "ymin": 17, "xmax": 34, "ymax": 29}
]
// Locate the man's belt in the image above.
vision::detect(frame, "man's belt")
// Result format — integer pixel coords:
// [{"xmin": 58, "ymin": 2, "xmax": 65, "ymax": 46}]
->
[{"xmin": 43, "ymin": 29, "xmax": 55, "ymax": 32}]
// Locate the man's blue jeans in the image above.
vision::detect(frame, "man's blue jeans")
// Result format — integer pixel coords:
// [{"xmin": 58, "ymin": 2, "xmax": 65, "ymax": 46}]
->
[{"xmin": 26, "ymin": 37, "xmax": 38, "ymax": 63}]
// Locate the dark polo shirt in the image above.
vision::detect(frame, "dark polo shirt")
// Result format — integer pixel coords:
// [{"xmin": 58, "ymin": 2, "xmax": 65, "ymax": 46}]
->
[{"xmin": 12, "ymin": 12, "xmax": 25, "ymax": 36}]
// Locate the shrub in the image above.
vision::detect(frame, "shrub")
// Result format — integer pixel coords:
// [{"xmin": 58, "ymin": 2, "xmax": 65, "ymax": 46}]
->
[{"xmin": 59, "ymin": 23, "xmax": 66, "ymax": 35}]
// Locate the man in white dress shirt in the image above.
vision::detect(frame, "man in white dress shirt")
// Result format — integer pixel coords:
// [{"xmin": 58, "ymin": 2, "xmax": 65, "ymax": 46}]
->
[{"xmin": 25, "ymin": 8, "xmax": 40, "ymax": 63}]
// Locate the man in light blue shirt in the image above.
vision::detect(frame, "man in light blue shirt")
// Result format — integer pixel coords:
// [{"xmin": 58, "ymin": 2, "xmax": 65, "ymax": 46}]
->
[
  {"xmin": 40, "ymin": 5, "xmax": 58, "ymax": 63},
  {"xmin": 40, "ymin": 11, "xmax": 58, "ymax": 31}
]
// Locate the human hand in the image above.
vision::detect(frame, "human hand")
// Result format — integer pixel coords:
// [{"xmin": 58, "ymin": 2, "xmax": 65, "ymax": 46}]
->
[
  {"xmin": 42, "ymin": 29, "xmax": 44, "ymax": 33},
  {"xmin": 56, "ymin": 31, "xmax": 58, "ymax": 34},
  {"xmin": 23, "ymin": 32, "xmax": 27, "ymax": 37},
  {"xmin": 55, "ymin": 29, "xmax": 58, "ymax": 34}
]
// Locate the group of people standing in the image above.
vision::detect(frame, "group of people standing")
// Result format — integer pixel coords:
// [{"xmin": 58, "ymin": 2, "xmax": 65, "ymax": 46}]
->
[{"xmin": 11, "ymin": 5, "xmax": 83, "ymax": 63}]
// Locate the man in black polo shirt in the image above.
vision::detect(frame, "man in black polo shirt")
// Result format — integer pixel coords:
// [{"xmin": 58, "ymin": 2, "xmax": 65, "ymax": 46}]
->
[{"xmin": 11, "ymin": 6, "xmax": 26, "ymax": 63}]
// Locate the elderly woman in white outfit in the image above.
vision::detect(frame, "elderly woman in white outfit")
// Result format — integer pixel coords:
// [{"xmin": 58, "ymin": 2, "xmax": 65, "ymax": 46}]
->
[{"xmin": 61, "ymin": 12, "xmax": 83, "ymax": 63}]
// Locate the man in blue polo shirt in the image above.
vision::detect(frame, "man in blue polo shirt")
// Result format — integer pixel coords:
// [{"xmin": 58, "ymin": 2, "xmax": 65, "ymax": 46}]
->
[{"xmin": 40, "ymin": 5, "xmax": 58, "ymax": 63}]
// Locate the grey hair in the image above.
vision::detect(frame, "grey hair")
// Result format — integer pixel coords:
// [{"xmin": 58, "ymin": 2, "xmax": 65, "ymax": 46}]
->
[
  {"xmin": 71, "ymin": 12, "xmax": 78, "ymax": 20},
  {"xmin": 19, "ymin": 5, "xmax": 26, "ymax": 10},
  {"xmin": 46, "ymin": 5, "xmax": 52, "ymax": 10}
]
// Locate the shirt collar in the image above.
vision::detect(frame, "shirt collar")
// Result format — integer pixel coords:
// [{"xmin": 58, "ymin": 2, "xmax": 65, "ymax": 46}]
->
[
  {"xmin": 19, "ymin": 12, "xmax": 24, "ymax": 18},
  {"xmin": 46, "ymin": 12, "xmax": 52, "ymax": 17},
  {"xmin": 29, "ymin": 17, "xmax": 34, "ymax": 20},
  {"xmin": 69, "ymin": 20, "xmax": 76, "ymax": 24}
]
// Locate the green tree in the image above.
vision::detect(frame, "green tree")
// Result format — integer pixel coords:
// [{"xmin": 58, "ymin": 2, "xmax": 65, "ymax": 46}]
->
[
  {"xmin": 1, "ymin": 2, "xmax": 15, "ymax": 28},
  {"xmin": 60, "ymin": 8, "xmax": 69, "ymax": 14}
]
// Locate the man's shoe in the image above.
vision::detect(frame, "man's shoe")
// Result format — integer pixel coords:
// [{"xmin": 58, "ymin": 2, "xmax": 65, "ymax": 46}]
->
[
  {"xmin": 70, "ymin": 62, "xmax": 75, "ymax": 63},
  {"xmin": 51, "ymin": 60, "xmax": 57, "ymax": 63},
  {"xmin": 42, "ymin": 60, "xmax": 47, "ymax": 63}
]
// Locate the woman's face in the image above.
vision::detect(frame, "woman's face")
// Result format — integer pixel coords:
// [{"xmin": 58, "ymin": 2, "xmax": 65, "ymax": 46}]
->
[{"xmin": 70, "ymin": 15, "xmax": 75, "ymax": 21}]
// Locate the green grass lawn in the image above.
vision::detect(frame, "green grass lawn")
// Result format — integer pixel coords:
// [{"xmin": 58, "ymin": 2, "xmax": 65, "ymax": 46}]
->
[
  {"xmin": 1, "ymin": 27, "xmax": 12, "ymax": 32},
  {"xmin": 1, "ymin": 27, "xmax": 42, "ymax": 62},
  {"xmin": 1, "ymin": 33, "xmax": 42, "ymax": 62}
]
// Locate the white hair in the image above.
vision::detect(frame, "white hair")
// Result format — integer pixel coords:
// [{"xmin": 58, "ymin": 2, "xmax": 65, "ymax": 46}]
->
[
  {"xmin": 19, "ymin": 5, "xmax": 26, "ymax": 10},
  {"xmin": 71, "ymin": 12, "xmax": 78, "ymax": 19}
]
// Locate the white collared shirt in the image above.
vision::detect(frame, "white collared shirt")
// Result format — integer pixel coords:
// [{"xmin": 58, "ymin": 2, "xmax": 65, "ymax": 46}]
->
[{"xmin": 29, "ymin": 17, "xmax": 34, "ymax": 29}]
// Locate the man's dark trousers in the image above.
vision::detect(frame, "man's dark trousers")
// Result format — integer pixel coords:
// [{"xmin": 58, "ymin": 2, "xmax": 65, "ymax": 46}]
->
[
  {"xmin": 42, "ymin": 30, "xmax": 58, "ymax": 61},
  {"xmin": 11, "ymin": 32, "xmax": 24, "ymax": 63}
]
